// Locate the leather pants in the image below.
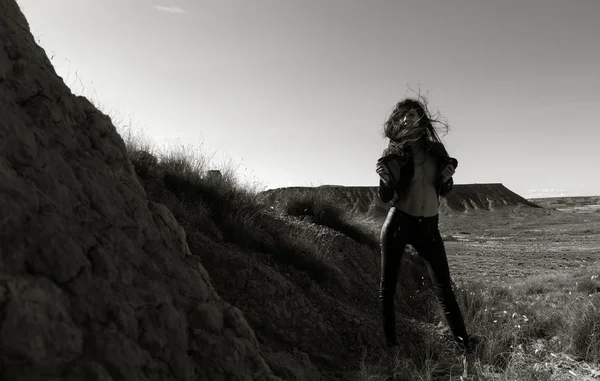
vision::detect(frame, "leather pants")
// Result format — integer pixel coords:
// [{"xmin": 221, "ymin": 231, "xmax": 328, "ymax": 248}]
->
[{"xmin": 379, "ymin": 208, "xmax": 470, "ymax": 349}]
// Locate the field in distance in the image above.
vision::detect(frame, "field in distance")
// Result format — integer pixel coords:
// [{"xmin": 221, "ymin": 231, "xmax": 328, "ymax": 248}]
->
[{"xmin": 439, "ymin": 200, "xmax": 599, "ymax": 285}]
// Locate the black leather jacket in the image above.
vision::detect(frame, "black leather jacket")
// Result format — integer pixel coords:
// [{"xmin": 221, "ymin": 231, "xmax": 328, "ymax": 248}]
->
[{"xmin": 377, "ymin": 141, "xmax": 458, "ymax": 203}]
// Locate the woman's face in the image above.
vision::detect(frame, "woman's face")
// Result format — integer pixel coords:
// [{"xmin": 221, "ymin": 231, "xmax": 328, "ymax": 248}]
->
[
  {"xmin": 388, "ymin": 103, "xmax": 428, "ymax": 141},
  {"xmin": 398, "ymin": 107, "xmax": 423, "ymax": 129}
]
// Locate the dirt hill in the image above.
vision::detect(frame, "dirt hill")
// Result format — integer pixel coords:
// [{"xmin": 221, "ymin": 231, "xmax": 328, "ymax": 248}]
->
[
  {"xmin": 260, "ymin": 183, "xmax": 542, "ymax": 220},
  {"xmin": 0, "ymin": 3, "xmax": 279, "ymax": 380}
]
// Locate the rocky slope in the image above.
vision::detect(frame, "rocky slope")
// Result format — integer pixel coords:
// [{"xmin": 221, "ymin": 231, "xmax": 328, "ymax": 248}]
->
[{"xmin": 0, "ymin": 2, "xmax": 280, "ymax": 380}]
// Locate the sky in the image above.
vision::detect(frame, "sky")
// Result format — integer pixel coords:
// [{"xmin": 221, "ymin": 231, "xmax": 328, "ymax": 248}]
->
[{"xmin": 16, "ymin": 0, "xmax": 600, "ymax": 198}]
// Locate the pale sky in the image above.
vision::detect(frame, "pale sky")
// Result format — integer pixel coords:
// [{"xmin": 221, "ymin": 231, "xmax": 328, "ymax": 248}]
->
[{"xmin": 17, "ymin": 0, "xmax": 600, "ymax": 198}]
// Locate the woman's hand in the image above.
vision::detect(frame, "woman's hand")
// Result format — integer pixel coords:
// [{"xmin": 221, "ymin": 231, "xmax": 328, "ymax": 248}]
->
[
  {"xmin": 376, "ymin": 160, "xmax": 391, "ymax": 184},
  {"xmin": 441, "ymin": 164, "xmax": 456, "ymax": 182}
]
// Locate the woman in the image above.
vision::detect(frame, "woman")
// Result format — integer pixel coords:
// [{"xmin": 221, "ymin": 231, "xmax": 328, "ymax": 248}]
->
[{"xmin": 375, "ymin": 97, "xmax": 473, "ymax": 355}]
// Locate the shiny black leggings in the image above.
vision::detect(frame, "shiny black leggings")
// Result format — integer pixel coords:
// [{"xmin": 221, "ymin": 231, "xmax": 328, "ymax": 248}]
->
[{"xmin": 379, "ymin": 208, "xmax": 470, "ymax": 349}]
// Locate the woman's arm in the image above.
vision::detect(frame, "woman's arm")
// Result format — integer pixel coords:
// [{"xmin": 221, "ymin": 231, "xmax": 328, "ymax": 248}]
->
[
  {"xmin": 439, "ymin": 157, "xmax": 458, "ymax": 196},
  {"xmin": 440, "ymin": 177, "xmax": 454, "ymax": 197},
  {"xmin": 433, "ymin": 143, "xmax": 458, "ymax": 196},
  {"xmin": 378, "ymin": 178, "xmax": 395, "ymax": 203},
  {"xmin": 376, "ymin": 154, "xmax": 398, "ymax": 203}
]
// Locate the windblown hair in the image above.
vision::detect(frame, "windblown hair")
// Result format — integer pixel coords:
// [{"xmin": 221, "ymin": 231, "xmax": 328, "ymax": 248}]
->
[{"xmin": 382, "ymin": 94, "xmax": 449, "ymax": 153}]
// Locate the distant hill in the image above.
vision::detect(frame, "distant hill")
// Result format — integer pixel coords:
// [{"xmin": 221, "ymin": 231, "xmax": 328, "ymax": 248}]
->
[
  {"xmin": 260, "ymin": 183, "xmax": 542, "ymax": 218},
  {"xmin": 529, "ymin": 195, "xmax": 600, "ymax": 208},
  {"xmin": 441, "ymin": 183, "xmax": 541, "ymax": 211},
  {"xmin": 530, "ymin": 195, "xmax": 600, "ymax": 214}
]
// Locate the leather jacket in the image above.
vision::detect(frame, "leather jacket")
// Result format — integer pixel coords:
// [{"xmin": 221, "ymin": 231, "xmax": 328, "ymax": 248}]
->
[{"xmin": 377, "ymin": 141, "xmax": 458, "ymax": 203}]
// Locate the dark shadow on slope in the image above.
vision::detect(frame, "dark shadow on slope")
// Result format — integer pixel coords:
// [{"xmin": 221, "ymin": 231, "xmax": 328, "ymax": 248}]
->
[{"xmin": 131, "ymin": 150, "xmax": 342, "ymax": 290}]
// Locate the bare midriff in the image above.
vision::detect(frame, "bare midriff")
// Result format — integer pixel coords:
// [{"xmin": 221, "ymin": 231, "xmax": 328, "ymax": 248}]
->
[{"xmin": 393, "ymin": 150, "xmax": 440, "ymax": 217}]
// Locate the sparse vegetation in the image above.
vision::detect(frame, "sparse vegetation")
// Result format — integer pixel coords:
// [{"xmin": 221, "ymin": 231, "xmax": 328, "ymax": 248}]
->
[
  {"xmin": 118, "ymin": 126, "xmax": 364, "ymax": 290},
  {"xmin": 274, "ymin": 188, "xmax": 380, "ymax": 250},
  {"xmin": 448, "ymin": 271, "xmax": 600, "ymax": 380},
  {"xmin": 353, "ymin": 271, "xmax": 600, "ymax": 380},
  {"xmin": 117, "ymin": 125, "xmax": 600, "ymax": 381}
]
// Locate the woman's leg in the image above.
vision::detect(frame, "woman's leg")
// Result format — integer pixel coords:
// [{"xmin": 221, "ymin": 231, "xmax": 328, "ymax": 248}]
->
[
  {"xmin": 411, "ymin": 218, "xmax": 471, "ymax": 350},
  {"xmin": 379, "ymin": 209, "xmax": 407, "ymax": 347}
]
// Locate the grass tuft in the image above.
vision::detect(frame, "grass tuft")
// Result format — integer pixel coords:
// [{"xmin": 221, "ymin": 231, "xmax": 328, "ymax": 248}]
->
[
  {"xmin": 571, "ymin": 294, "xmax": 600, "ymax": 362},
  {"xmin": 278, "ymin": 189, "xmax": 379, "ymax": 250}
]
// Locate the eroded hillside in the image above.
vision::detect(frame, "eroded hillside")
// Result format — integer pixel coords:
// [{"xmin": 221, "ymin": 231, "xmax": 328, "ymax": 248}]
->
[{"xmin": 0, "ymin": 2, "xmax": 280, "ymax": 380}]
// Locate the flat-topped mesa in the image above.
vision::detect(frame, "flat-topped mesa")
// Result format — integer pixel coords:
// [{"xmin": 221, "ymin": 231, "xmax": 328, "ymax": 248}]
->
[
  {"xmin": 0, "ymin": 2, "xmax": 280, "ymax": 380},
  {"xmin": 440, "ymin": 183, "xmax": 542, "ymax": 212},
  {"xmin": 260, "ymin": 183, "xmax": 542, "ymax": 217}
]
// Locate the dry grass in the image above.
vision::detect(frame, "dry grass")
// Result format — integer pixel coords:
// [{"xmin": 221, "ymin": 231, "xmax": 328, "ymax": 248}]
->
[
  {"xmin": 272, "ymin": 188, "xmax": 380, "ymax": 250},
  {"xmin": 451, "ymin": 269, "xmax": 600, "ymax": 380},
  {"xmin": 353, "ymin": 269, "xmax": 600, "ymax": 380},
  {"xmin": 119, "ymin": 126, "xmax": 360, "ymax": 289},
  {"xmin": 355, "ymin": 328, "xmax": 469, "ymax": 381},
  {"xmin": 117, "ymin": 125, "xmax": 600, "ymax": 381}
]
